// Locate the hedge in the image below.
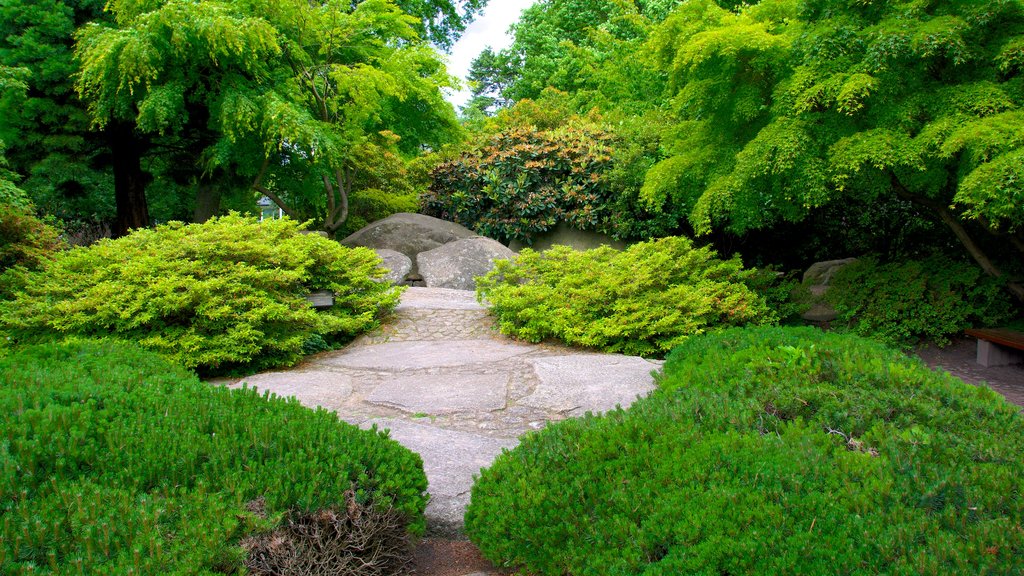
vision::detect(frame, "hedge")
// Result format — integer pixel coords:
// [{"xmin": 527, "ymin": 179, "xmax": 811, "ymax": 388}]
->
[
  {"xmin": 465, "ymin": 327, "xmax": 1024, "ymax": 575},
  {"xmin": 0, "ymin": 339, "xmax": 427, "ymax": 574}
]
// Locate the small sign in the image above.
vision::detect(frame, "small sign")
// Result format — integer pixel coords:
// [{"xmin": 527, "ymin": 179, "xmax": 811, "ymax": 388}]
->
[{"xmin": 306, "ymin": 290, "xmax": 335, "ymax": 308}]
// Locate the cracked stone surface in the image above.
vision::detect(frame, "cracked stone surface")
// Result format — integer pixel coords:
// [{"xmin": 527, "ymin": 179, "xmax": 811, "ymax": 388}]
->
[{"xmin": 227, "ymin": 287, "xmax": 660, "ymax": 537}]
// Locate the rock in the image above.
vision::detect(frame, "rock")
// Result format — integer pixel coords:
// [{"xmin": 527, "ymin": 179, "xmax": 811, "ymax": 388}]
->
[
  {"xmin": 508, "ymin": 222, "xmax": 628, "ymax": 253},
  {"xmin": 367, "ymin": 373, "xmax": 509, "ymax": 415},
  {"xmin": 317, "ymin": 340, "xmax": 533, "ymax": 371},
  {"xmin": 366, "ymin": 419, "xmax": 518, "ymax": 536},
  {"xmin": 341, "ymin": 213, "xmax": 476, "ymax": 261},
  {"xmin": 229, "ymin": 371, "xmax": 353, "ymax": 411},
  {"xmin": 801, "ymin": 258, "xmax": 856, "ymax": 324},
  {"xmin": 417, "ymin": 237, "xmax": 517, "ymax": 290},
  {"xmin": 802, "ymin": 258, "xmax": 857, "ymax": 285},
  {"xmin": 520, "ymin": 355, "xmax": 659, "ymax": 416},
  {"xmin": 373, "ymin": 249, "xmax": 412, "ymax": 284}
]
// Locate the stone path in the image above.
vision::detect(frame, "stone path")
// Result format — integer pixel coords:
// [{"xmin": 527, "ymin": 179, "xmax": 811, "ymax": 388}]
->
[{"xmin": 228, "ymin": 287, "xmax": 661, "ymax": 538}]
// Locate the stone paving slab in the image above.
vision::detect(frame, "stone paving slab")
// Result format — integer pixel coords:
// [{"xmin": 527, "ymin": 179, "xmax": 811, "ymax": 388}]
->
[
  {"xmin": 367, "ymin": 373, "xmax": 509, "ymax": 415},
  {"xmin": 368, "ymin": 418, "xmax": 518, "ymax": 537},
  {"xmin": 232, "ymin": 287, "xmax": 660, "ymax": 536},
  {"xmin": 317, "ymin": 339, "xmax": 535, "ymax": 371},
  {"xmin": 230, "ymin": 370, "xmax": 353, "ymax": 411},
  {"xmin": 520, "ymin": 354, "xmax": 661, "ymax": 416}
]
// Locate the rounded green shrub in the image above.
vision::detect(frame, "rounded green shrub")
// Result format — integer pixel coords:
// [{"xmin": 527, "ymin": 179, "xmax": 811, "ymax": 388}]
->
[
  {"xmin": 0, "ymin": 214, "xmax": 401, "ymax": 374},
  {"xmin": 465, "ymin": 327, "xmax": 1024, "ymax": 575},
  {"xmin": 0, "ymin": 339, "xmax": 427, "ymax": 575},
  {"xmin": 826, "ymin": 255, "xmax": 1015, "ymax": 347},
  {"xmin": 475, "ymin": 237, "xmax": 775, "ymax": 357}
]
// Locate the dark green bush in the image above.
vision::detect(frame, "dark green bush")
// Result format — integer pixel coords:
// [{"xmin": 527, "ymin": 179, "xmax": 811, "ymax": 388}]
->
[
  {"xmin": 423, "ymin": 125, "xmax": 621, "ymax": 243},
  {"xmin": 0, "ymin": 214, "xmax": 401, "ymax": 374},
  {"xmin": 0, "ymin": 339, "xmax": 427, "ymax": 575},
  {"xmin": 475, "ymin": 237, "xmax": 775, "ymax": 357},
  {"xmin": 826, "ymin": 255, "xmax": 1015, "ymax": 347},
  {"xmin": 466, "ymin": 327, "xmax": 1024, "ymax": 575}
]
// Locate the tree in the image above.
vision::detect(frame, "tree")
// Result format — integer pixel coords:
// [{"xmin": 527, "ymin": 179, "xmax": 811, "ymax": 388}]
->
[
  {"xmin": 642, "ymin": 0, "xmax": 1024, "ymax": 300},
  {"xmin": 76, "ymin": 0, "xmax": 459, "ymax": 237},
  {"xmin": 387, "ymin": 0, "xmax": 489, "ymax": 50},
  {"xmin": 0, "ymin": 0, "xmax": 119, "ymax": 229}
]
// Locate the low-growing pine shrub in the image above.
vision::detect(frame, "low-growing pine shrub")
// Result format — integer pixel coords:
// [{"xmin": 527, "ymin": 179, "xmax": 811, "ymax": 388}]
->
[
  {"xmin": 475, "ymin": 237, "xmax": 775, "ymax": 356},
  {"xmin": 0, "ymin": 214, "xmax": 401, "ymax": 374},
  {"xmin": 465, "ymin": 327, "xmax": 1024, "ymax": 575},
  {"xmin": 0, "ymin": 339, "xmax": 427, "ymax": 575},
  {"xmin": 826, "ymin": 255, "xmax": 1014, "ymax": 347}
]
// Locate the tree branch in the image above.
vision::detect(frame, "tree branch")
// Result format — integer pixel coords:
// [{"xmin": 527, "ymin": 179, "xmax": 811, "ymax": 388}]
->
[{"xmin": 252, "ymin": 156, "xmax": 301, "ymax": 220}]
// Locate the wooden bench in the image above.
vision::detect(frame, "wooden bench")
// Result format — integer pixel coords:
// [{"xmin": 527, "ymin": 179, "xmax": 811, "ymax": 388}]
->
[{"xmin": 964, "ymin": 328, "xmax": 1024, "ymax": 367}]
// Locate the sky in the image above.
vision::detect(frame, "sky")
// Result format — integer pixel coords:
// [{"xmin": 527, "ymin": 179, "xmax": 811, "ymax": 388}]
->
[{"xmin": 442, "ymin": 0, "xmax": 536, "ymax": 110}]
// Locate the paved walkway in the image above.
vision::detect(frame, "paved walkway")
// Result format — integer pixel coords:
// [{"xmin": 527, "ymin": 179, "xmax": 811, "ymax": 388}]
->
[{"xmin": 229, "ymin": 287, "xmax": 661, "ymax": 537}]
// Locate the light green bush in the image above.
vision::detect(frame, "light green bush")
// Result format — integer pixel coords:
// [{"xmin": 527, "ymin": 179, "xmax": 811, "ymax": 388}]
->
[
  {"xmin": 0, "ymin": 339, "xmax": 427, "ymax": 575},
  {"xmin": 466, "ymin": 327, "xmax": 1024, "ymax": 575},
  {"xmin": 475, "ymin": 237, "xmax": 775, "ymax": 356},
  {"xmin": 826, "ymin": 255, "xmax": 1015, "ymax": 347},
  {"xmin": 0, "ymin": 214, "xmax": 401, "ymax": 374}
]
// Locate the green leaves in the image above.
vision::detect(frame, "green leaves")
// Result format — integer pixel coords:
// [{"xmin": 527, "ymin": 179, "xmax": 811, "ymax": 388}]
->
[
  {"xmin": 0, "ymin": 214, "xmax": 401, "ymax": 374},
  {"xmin": 0, "ymin": 339, "xmax": 427, "ymax": 573},
  {"xmin": 475, "ymin": 237, "xmax": 775, "ymax": 357},
  {"xmin": 466, "ymin": 327, "xmax": 1024, "ymax": 575}
]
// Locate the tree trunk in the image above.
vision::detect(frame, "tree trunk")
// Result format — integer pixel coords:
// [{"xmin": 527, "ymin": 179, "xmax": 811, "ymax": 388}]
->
[
  {"xmin": 108, "ymin": 121, "xmax": 150, "ymax": 237},
  {"xmin": 893, "ymin": 178, "xmax": 1024, "ymax": 302},
  {"xmin": 193, "ymin": 180, "xmax": 222, "ymax": 223}
]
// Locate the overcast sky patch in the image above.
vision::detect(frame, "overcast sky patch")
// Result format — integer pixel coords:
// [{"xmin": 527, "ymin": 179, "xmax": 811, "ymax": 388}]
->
[{"xmin": 443, "ymin": 0, "xmax": 535, "ymax": 110}]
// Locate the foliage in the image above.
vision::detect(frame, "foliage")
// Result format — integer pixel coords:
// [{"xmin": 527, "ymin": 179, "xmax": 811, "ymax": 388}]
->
[
  {"xmin": 641, "ymin": 0, "xmax": 1024, "ymax": 298},
  {"xmin": 826, "ymin": 255, "xmax": 1015, "ymax": 347},
  {"xmin": 0, "ymin": 207, "xmax": 65, "ymax": 276},
  {"xmin": 475, "ymin": 237, "xmax": 774, "ymax": 356},
  {"xmin": 339, "ymin": 187, "xmax": 419, "ymax": 238},
  {"xmin": 0, "ymin": 214, "xmax": 401, "ymax": 374},
  {"xmin": 0, "ymin": 339, "xmax": 427, "ymax": 575},
  {"xmin": 423, "ymin": 123, "xmax": 622, "ymax": 243},
  {"xmin": 466, "ymin": 327, "xmax": 1024, "ymax": 575}
]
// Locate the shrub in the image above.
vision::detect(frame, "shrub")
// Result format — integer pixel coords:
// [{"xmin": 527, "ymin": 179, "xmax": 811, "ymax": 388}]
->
[
  {"xmin": 0, "ymin": 207, "xmax": 65, "ymax": 274},
  {"xmin": 422, "ymin": 125, "xmax": 621, "ymax": 243},
  {"xmin": 0, "ymin": 339, "xmax": 427, "ymax": 575},
  {"xmin": 0, "ymin": 214, "xmax": 401, "ymax": 374},
  {"xmin": 826, "ymin": 255, "xmax": 1015, "ymax": 347},
  {"xmin": 475, "ymin": 237, "xmax": 775, "ymax": 356},
  {"xmin": 465, "ymin": 327, "xmax": 1024, "ymax": 575}
]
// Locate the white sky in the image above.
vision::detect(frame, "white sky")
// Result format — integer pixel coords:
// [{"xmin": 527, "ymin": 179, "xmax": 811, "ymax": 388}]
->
[{"xmin": 443, "ymin": 0, "xmax": 537, "ymax": 110}]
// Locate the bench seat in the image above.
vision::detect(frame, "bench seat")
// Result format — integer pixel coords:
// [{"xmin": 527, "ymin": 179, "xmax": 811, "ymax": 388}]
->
[{"xmin": 964, "ymin": 328, "xmax": 1024, "ymax": 367}]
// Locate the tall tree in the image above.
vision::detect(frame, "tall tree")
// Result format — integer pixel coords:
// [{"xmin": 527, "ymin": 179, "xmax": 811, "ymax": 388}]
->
[
  {"xmin": 642, "ymin": 0, "xmax": 1024, "ymax": 299},
  {"xmin": 0, "ymin": 0, "xmax": 118, "ymax": 228},
  {"xmin": 76, "ymin": 0, "xmax": 459, "ymax": 237}
]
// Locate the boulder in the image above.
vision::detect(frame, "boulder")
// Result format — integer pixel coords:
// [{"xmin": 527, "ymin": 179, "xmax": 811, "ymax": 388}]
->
[
  {"xmin": 802, "ymin": 258, "xmax": 857, "ymax": 285},
  {"xmin": 417, "ymin": 237, "xmax": 517, "ymax": 290},
  {"xmin": 340, "ymin": 213, "xmax": 476, "ymax": 261},
  {"xmin": 801, "ymin": 258, "xmax": 857, "ymax": 324},
  {"xmin": 373, "ymin": 249, "xmax": 412, "ymax": 284}
]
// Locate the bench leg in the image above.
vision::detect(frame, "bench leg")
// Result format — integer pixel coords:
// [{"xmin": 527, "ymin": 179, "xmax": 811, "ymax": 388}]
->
[{"xmin": 977, "ymin": 340, "xmax": 1024, "ymax": 367}]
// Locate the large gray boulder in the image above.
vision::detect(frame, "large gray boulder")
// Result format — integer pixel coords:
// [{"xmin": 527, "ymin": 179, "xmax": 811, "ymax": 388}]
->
[
  {"xmin": 341, "ymin": 213, "xmax": 475, "ymax": 261},
  {"xmin": 373, "ymin": 249, "xmax": 412, "ymax": 284},
  {"xmin": 417, "ymin": 237, "xmax": 516, "ymax": 290}
]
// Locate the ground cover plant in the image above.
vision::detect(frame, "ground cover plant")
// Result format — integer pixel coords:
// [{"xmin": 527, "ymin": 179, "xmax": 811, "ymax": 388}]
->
[
  {"xmin": 0, "ymin": 339, "xmax": 427, "ymax": 574},
  {"xmin": 475, "ymin": 237, "xmax": 775, "ymax": 356},
  {"xmin": 0, "ymin": 214, "xmax": 401, "ymax": 374},
  {"xmin": 826, "ymin": 255, "xmax": 1015, "ymax": 347},
  {"xmin": 465, "ymin": 327, "xmax": 1024, "ymax": 575}
]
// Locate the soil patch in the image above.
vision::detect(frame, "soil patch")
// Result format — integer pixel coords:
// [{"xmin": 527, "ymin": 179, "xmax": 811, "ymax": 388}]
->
[{"xmin": 413, "ymin": 538, "xmax": 512, "ymax": 576}]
